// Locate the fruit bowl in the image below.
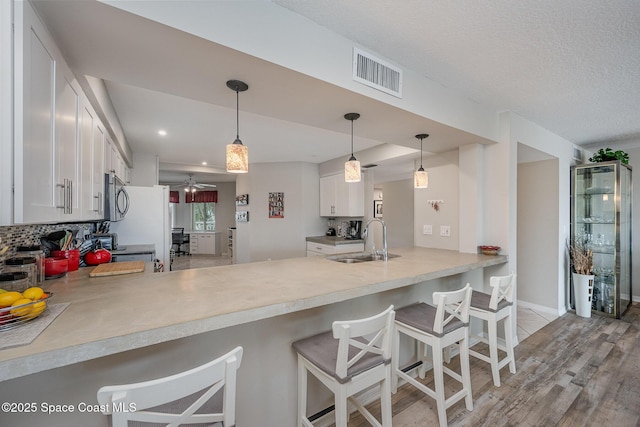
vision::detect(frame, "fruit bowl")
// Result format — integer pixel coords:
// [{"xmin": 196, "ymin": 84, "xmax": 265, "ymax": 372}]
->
[
  {"xmin": 480, "ymin": 245, "xmax": 501, "ymax": 256},
  {"xmin": 0, "ymin": 292, "xmax": 53, "ymax": 331}
]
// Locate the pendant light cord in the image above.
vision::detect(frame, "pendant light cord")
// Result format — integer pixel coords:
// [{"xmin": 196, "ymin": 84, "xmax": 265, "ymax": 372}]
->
[
  {"xmin": 236, "ymin": 89, "xmax": 240, "ymax": 140},
  {"xmin": 420, "ymin": 137, "xmax": 423, "ymax": 168},
  {"xmin": 350, "ymin": 119, "xmax": 354, "ymax": 156}
]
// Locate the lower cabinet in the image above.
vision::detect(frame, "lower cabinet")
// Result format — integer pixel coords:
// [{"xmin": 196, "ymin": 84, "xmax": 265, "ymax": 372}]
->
[
  {"xmin": 189, "ymin": 233, "xmax": 220, "ymax": 255},
  {"xmin": 306, "ymin": 242, "xmax": 364, "ymax": 257}
]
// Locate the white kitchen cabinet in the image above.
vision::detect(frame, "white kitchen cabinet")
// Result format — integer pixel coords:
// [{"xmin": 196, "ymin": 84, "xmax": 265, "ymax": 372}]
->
[
  {"xmin": 320, "ymin": 173, "xmax": 364, "ymax": 217},
  {"xmin": 55, "ymin": 67, "xmax": 81, "ymax": 219},
  {"xmin": 189, "ymin": 233, "xmax": 220, "ymax": 255},
  {"xmin": 79, "ymin": 100, "xmax": 95, "ymax": 219},
  {"xmin": 79, "ymin": 100, "xmax": 105, "ymax": 220},
  {"xmin": 14, "ymin": 0, "xmax": 80, "ymax": 223},
  {"xmin": 306, "ymin": 241, "xmax": 364, "ymax": 256},
  {"xmin": 92, "ymin": 123, "xmax": 105, "ymax": 217}
]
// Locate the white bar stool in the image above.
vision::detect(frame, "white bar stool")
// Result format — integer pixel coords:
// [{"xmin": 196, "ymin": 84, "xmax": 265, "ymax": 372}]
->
[
  {"xmin": 292, "ymin": 305, "xmax": 395, "ymax": 427},
  {"xmin": 97, "ymin": 346, "xmax": 243, "ymax": 427},
  {"xmin": 468, "ymin": 274, "xmax": 517, "ymax": 387},
  {"xmin": 392, "ymin": 284, "xmax": 473, "ymax": 427}
]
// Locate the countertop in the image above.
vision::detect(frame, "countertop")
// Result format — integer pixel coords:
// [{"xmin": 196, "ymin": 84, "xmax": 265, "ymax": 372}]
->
[
  {"xmin": 0, "ymin": 247, "xmax": 507, "ymax": 381},
  {"xmin": 306, "ymin": 235, "xmax": 365, "ymax": 245},
  {"xmin": 110, "ymin": 244, "xmax": 155, "ymax": 256}
]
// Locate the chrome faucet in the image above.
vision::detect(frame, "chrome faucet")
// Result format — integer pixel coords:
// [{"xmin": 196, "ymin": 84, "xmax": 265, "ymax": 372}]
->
[{"xmin": 363, "ymin": 217, "xmax": 388, "ymax": 261}]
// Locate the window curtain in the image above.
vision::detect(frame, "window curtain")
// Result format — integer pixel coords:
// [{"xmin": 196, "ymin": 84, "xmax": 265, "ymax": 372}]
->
[
  {"xmin": 186, "ymin": 190, "xmax": 218, "ymax": 203},
  {"xmin": 169, "ymin": 191, "xmax": 180, "ymax": 203}
]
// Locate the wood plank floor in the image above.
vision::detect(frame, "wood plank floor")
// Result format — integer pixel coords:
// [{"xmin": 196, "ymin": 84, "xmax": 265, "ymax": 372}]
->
[{"xmin": 333, "ymin": 303, "xmax": 640, "ymax": 427}]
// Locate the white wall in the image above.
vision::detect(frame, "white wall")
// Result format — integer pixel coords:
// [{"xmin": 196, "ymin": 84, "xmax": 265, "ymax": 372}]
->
[
  {"xmin": 130, "ymin": 153, "xmax": 158, "ymax": 187},
  {"xmin": 517, "ymin": 159, "xmax": 560, "ymax": 308},
  {"xmin": 502, "ymin": 112, "xmax": 577, "ymax": 314},
  {"xmin": 235, "ymin": 162, "xmax": 325, "ymax": 262},
  {"xmin": 414, "ymin": 149, "xmax": 460, "ymax": 251},
  {"xmin": 379, "ymin": 179, "xmax": 414, "ymax": 249}
]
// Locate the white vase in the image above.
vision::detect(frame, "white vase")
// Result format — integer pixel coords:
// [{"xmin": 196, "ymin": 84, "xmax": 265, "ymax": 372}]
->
[{"xmin": 572, "ymin": 273, "xmax": 594, "ymax": 318}]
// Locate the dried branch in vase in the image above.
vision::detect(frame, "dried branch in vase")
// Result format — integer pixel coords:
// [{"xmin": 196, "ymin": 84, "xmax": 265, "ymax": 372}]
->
[{"xmin": 569, "ymin": 239, "xmax": 593, "ymax": 275}]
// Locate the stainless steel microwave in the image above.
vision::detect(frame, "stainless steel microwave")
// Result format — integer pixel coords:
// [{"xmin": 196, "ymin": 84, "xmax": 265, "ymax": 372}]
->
[{"xmin": 104, "ymin": 172, "xmax": 129, "ymax": 221}]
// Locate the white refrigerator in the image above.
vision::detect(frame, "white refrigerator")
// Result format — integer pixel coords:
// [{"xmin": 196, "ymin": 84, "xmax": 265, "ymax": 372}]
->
[{"xmin": 110, "ymin": 185, "xmax": 171, "ymax": 271}]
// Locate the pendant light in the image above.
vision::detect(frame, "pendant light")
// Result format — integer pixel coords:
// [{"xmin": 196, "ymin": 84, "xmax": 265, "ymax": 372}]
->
[
  {"xmin": 226, "ymin": 80, "xmax": 249, "ymax": 173},
  {"xmin": 414, "ymin": 133, "xmax": 429, "ymax": 188},
  {"xmin": 344, "ymin": 113, "xmax": 361, "ymax": 182}
]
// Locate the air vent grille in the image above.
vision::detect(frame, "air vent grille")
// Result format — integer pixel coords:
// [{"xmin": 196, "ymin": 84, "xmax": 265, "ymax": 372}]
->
[{"xmin": 353, "ymin": 47, "xmax": 402, "ymax": 98}]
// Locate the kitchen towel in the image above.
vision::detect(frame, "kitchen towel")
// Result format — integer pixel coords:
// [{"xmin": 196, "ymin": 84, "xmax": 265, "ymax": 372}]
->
[{"xmin": 0, "ymin": 303, "xmax": 70, "ymax": 350}]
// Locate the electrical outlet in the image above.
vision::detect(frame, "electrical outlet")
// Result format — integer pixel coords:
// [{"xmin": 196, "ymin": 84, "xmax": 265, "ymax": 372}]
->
[
  {"xmin": 440, "ymin": 225, "xmax": 451, "ymax": 237},
  {"xmin": 423, "ymin": 225, "xmax": 432, "ymax": 235}
]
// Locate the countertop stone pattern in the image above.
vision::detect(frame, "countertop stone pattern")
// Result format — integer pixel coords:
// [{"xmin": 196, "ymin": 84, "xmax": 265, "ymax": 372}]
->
[{"xmin": 0, "ymin": 247, "xmax": 506, "ymax": 381}]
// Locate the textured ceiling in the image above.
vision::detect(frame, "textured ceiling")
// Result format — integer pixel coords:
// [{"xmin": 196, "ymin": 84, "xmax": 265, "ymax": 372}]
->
[
  {"xmin": 31, "ymin": 1, "xmax": 640, "ymax": 187},
  {"xmin": 274, "ymin": 0, "xmax": 640, "ymax": 147}
]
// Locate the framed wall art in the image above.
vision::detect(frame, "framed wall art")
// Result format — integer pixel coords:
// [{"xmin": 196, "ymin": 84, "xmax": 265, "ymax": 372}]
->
[
  {"xmin": 269, "ymin": 192, "xmax": 284, "ymax": 218},
  {"xmin": 373, "ymin": 200, "xmax": 383, "ymax": 218},
  {"xmin": 235, "ymin": 194, "xmax": 249, "ymax": 205},
  {"xmin": 236, "ymin": 211, "xmax": 249, "ymax": 222}
]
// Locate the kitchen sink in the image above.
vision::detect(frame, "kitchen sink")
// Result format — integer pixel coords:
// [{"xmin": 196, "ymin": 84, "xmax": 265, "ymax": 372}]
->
[{"xmin": 327, "ymin": 252, "xmax": 400, "ymax": 263}]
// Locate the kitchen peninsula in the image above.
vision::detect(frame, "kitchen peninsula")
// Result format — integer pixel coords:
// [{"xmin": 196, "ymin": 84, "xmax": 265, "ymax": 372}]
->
[{"xmin": 0, "ymin": 247, "xmax": 506, "ymax": 427}]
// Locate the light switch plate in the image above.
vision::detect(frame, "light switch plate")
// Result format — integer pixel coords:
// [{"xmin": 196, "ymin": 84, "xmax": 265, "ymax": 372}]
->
[
  {"xmin": 423, "ymin": 225, "xmax": 432, "ymax": 235},
  {"xmin": 440, "ymin": 225, "xmax": 451, "ymax": 237}
]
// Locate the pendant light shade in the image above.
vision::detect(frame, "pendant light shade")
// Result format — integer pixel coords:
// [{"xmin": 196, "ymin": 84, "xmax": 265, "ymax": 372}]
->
[
  {"xmin": 226, "ymin": 80, "xmax": 249, "ymax": 173},
  {"xmin": 344, "ymin": 113, "xmax": 361, "ymax": 183},
  {"xmin": 414, "ymin": 133, "xmax": 429, "ymax": 189}
]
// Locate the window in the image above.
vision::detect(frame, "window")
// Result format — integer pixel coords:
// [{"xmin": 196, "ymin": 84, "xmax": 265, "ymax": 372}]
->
[{"xmin": 192, "ymin": 202, "xmax": 215, "ymax": 231}]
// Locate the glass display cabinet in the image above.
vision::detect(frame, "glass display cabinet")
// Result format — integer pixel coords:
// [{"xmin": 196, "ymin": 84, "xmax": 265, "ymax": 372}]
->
[{"xmin": 571, "ymin": 161, "xmax": 632, "ymax": 318}]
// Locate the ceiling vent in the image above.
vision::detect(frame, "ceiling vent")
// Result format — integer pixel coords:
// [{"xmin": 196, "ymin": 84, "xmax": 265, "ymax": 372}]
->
[{"xmin": 353, "ymin": 47, "xmax": 403, "ymax": 98}]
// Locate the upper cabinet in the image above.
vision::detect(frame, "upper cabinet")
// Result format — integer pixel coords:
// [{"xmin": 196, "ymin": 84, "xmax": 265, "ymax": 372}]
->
[
  {"xmin": 320, "ymin": 173, "xmax": 364, "ymax": 217},
  {"xmin": 14, "ymin": 0, "xmax": 67, "ymax": 223},
  {"xmin": 12, "ymin": 1, "xmax": 121, "ymax": 224}
]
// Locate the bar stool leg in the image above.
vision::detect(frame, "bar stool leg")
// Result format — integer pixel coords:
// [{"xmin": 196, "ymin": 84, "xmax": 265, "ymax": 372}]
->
[
  {"xmin": 380, "ymin": 371, "xmax": 393, "ymax": 426},
  {"xmin": 297, "ymin": 355, "xmax": 307, "ymax": 426},
  {"xmin": 432, "ymin": 342, "xmax": 448, "ymax": 427},
  {"xmin": 418, "ymin": 340, "xmax": 428, "ymax": 378},
  {"xmin": 392, "ymin": 328, "xmax": 401, "ymax": 393},
  {"xmin": 460, "ymin": 333, "xmax": 474, "ymax": 410},
  {"xmin": 334, "ymin": 388, "xmax": 348, "ymax": 427},
  {"xmin": 505, "ymin": 314, "xmax": 517, "ymax": 374},
  {"xmin": 487, "ymin": 318, "xmax": 501, "ymax": 387}
]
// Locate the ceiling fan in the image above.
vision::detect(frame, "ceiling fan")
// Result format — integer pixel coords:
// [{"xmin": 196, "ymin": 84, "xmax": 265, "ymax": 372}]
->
[{"xmin": 168, "ymin": 174, "xmax": 216, "ymax": 193}]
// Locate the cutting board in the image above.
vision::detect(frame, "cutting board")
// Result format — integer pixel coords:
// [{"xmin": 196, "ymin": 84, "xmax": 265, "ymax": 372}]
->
[{"xmin": 89, "ymin": 261, "xmax": 145, "ymax": 277}]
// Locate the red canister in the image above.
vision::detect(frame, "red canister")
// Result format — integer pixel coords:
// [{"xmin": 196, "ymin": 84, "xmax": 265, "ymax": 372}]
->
[{"xmin": 51, "ymin": 249, "xmax": 80, "ymax": 271}]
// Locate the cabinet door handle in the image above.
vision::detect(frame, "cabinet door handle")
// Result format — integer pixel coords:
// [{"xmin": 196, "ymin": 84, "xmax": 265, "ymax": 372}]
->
[
  {"xmin": 56, "ymin": 179, "xmax": 72, "ymax": 214},
  {"xmin": 94, "ymin": 192, "xmax": 103, "ymax": 213},
  {"xmin": 68, "ymin": 180, "xmax": 73, "ymax": 214}
]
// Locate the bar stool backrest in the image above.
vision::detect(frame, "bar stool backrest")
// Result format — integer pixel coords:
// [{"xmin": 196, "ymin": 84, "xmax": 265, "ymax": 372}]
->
[
  {"xmin": 488, "ymin": 274, "xmax": 516, "ymax": 311},
  {"xmin": 432, "ymin": 284, "xmax": 472, "ymax": 335},
  {"xmin": 332, "ymin": 305, "xmax": 395, "ymax": 381},
  {"xmin": 97, "ymin": 346, "xmax": 243, "ymax": 427}
]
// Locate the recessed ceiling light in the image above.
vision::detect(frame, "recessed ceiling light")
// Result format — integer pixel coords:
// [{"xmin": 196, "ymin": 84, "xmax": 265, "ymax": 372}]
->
[
  {"xmin": 202, "ymin": 162, "xmax": 207, "ymax": 166},
  {"xmin": 158, "ymin": 130, "xmax": 167, "ymax": 136}
]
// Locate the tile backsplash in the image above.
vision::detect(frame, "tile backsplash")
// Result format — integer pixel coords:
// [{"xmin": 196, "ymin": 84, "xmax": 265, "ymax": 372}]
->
[{"xmin": 0, "ymin": 222, "xmax": 95, "ymax": 271}]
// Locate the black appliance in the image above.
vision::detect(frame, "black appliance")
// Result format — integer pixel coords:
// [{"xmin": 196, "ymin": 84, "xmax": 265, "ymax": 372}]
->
[{"xmin": 346, "ymin": 220, "xmax": 362, "ymax": 239}]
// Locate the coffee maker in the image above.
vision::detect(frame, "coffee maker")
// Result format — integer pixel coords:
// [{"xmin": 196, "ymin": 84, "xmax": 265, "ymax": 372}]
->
[{"xmin": 346, "ymin": 220, "xmax": 362, "ymax": 239}]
